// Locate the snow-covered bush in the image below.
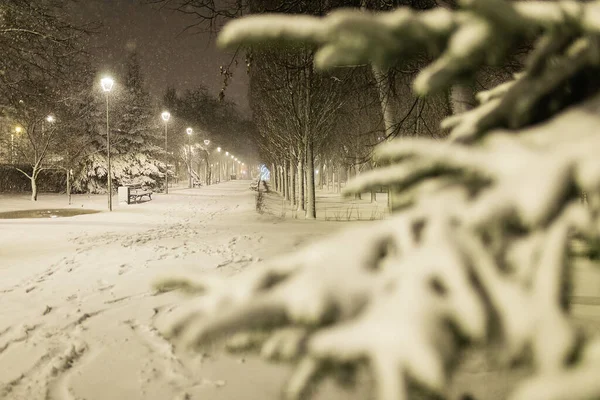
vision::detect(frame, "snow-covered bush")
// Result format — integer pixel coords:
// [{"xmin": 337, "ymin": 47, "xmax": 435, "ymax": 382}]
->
[
  {"xmin": 154, "ymin": 1, "xmax": 600, "ymax": 399},
  {"xmin": 72, "ymin": 152, "xmax": 165, "ymax": 193}
]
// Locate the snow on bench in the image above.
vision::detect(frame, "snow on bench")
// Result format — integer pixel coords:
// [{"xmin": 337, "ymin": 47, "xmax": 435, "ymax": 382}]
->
[{"xmin": 127, "ymin": 184, "xmax": 153, "ymax": 203}]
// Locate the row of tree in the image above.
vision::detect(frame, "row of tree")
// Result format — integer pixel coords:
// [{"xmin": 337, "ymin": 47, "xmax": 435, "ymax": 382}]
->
[{"xmin": 157, "ymin": 0, "xmax": 521, "ymax": 218}]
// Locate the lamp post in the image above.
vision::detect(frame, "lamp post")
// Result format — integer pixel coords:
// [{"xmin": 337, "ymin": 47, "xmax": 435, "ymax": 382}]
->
[
  {"xmin": 101, "ymin": 76, "xmax": 114, "ymax": 211},
  {"xmin": 203, "ymin": 139, "xmax": 211, "ymax": 185},
  {"xmin": 225, "ymin": 151, "xmax": 229, "ymax": 180},
  {"xmin": 216, "ymin": 147, "xmax": 221, "ymax": 183},
  {"xmin": 161, "ymin": 111, "xmax": 171, "ymax": 194},
  {"xmin": 186, "ymin": 127, "xmax": 193, "ymax": 188}
]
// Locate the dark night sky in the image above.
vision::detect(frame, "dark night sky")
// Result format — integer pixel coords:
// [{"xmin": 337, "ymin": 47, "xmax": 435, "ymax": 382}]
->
[{"xmin": 70, "ymin": 0, "xmax": 250, "ymax": 115}]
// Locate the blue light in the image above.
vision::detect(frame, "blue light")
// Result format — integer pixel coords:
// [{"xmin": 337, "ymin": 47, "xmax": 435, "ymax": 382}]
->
[{"xmin": 259, "ymin": 164, "xmax": 271, "ymax": 181}]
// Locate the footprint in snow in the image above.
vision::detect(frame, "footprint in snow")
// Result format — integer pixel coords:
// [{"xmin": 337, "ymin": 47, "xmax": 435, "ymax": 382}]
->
[{"xmin": 118, "ymin": 264, "xmax": 132, "ymax": 275}]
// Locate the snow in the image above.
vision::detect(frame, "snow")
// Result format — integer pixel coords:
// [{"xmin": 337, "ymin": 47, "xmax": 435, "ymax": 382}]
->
[
  {"xmin": 0, "ymin": 180, "xmax": 597, "ymax": 399},
  {"xmin": 0, "ymin": 180, "xmax": 369, "ymax": 400}
]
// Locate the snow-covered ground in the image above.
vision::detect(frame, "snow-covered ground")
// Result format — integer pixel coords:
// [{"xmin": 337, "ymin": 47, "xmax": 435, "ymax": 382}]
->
[
  {"xmin": 0, "ymin": 180, "xmax": 599, "ymax": 400},
  {"xmin": 260, "ymin": 189, "xmax": 390, "ymax": 221},
  {"xmin": 0, "ymin": 181, "xmax": 360, "ymax": 400}
]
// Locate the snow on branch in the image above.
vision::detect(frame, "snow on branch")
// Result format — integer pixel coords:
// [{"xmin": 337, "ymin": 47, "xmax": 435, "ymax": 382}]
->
[
  {"xmin": 219, "ymin": 0, "xmax": 600, "ymax": 140},
  {"xmin": 155, "ymin": 2, "xmax": 600, "ymax": 400},
  {"xmin": 219, "ymin": 0, "xmax": 600, "ymax": 96}
]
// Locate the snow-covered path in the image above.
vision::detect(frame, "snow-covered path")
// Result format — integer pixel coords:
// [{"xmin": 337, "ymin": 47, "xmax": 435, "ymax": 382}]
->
[{"xmin": 0, "ymin": 181, "xmax": 356, "ymax": 400}]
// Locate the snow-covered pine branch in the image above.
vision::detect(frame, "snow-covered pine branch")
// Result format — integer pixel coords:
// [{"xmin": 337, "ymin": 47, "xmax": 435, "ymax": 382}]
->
[
  {"xmin": 156, "ymin": 1, "xmax": 600, "ymax": 400},
  {"xmin": 219, "ymin": 0, "xmax": 600, "ymax": 140}
]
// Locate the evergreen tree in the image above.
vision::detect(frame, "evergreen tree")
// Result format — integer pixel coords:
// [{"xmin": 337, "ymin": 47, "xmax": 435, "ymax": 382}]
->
[
  {"xmin": 112, "ymin": 52, "xmax": 164, "ymax": 187},
  {"xmin": 75, "ymin": 53, "xmax": 165, "ymax": 192}
]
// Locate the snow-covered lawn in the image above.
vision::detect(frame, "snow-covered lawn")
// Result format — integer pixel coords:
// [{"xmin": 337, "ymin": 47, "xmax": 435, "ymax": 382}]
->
[
  {"xmin": 0, "ymin": 180, "xmax": 599, "ymax": 400},
  {"xmin": 261, "ymin": 189, "xmax": 390, "ymax": 221}
]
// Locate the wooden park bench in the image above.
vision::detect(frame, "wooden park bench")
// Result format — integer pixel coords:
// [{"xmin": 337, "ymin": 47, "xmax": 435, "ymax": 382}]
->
[{"xmin": 127, "ymin": 184, "xmax": 153, "ymax": 203}]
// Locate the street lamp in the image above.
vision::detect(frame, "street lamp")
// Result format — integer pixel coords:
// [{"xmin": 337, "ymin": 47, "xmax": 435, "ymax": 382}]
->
[
  {"xmin": 101, "ymin": 76, "xmax": 114, "ymax": 211},
  {"xmin": 161, "ymin": 111, "xmax": 171, "ymax": 194},
  {"xmin": 216, "ymin": 147, "xmax": 221, "ymax": 182},
  {"xmin": 46, "ymin": 115, "xmax": 55, "ymax": 123},
  {"xmin": 186, "ymin": 127, "xmax": 193, "ymax": 188},
  {"xmin": 11, "ymin": 126, "xmax": 22, "ymax": 164}
]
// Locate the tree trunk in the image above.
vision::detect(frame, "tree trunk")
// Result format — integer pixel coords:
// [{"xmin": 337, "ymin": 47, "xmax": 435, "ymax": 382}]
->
[
  {"xmin": 290, "ymin": 159, "xmax": 296, "ymax": 206},
  {"xmin": 275, "ymin": 164, "xmax": 280, "ymax": 193},
  {"xmin": 450, "ymin": 82, "xmax": 477, "ymax": 115},
  {"xmin": 354, "ymin": 160, "xmax": 362, "ymax": 200},
  {"xmin": 331, "ymin": 163, "xmax": 336, "ymax": 192},
  {"xmin": 283, "ymin": 161, "xmax": 289, "ymax": 201},
  {"xmin": 306, "ymin": 140, "xmax": 316, "ymax": 219},
  {"xmin": 317, "ymin": 161, "xmax": 323, "ymax": 190},
  {"xmin": 371, "ymin": 66, "xmax": 401, "ymax": 211},
  {"xmin": 31, "ymin": 176, "xmax": 38, "ymax": 201},
  {"xmin": 337, "ymin": 164, "xmax": 342, "ymax": 193},
  {"xmin": 298, "ymin": 157, "xmax": 305, "ymax": 211},
  {"xmin": 279, "ymin": 165, "xmax": 284, "ymax": 194},
  {"xmin": 280, "ymin": 165, "xmax": 284, "ymax": 194},
  {"xmin": 304, "ymin": 165, "xmax": 307, "ymax": 205},
  {"xmin": 347, "ymin": 167, "xmax": 352, "ymax": 190},
  {"xmin": 67, "ymin": 169, "xmax": 72, "ymax": 205},
  {"xmin": 205, "ymin": 158, "xmax": 210, "ymax": 185},
  {"xmin": 372, "ymin": 66, "xmax": 402, "ymax": 139}
]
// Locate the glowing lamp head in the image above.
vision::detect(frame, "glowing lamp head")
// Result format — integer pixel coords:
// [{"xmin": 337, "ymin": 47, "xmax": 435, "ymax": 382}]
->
[
  {"xmin": 46, "ymin": 115, "xmax": 55, "ymax": 123},
  {"xmin": 204, "ymin": 139, "xmax": 210, "ymax": 146},
  {"xmin": 225, "ymin": 151, "xmax": 229, "ymax": 156},
  {"xmin": 217, "ymin": 147, "xmax": 221, "ymax": 152},
  {"xmin": 15, "ymin": 126, "xmax": 22, "ymax": 133},
  {"xmin": 186, "ymin": 127, "xmax": 193, "ymax": 135},
  {"xmin": 231, "ymin": 155, "xmax": 234, "ymax": 159},
  {"xmin": 161, "ymin": 111, "xmax": 171, "ymax": 122},
  {"xmin": 100, "ymin": 77, "xmax": 114, "ymax": 92}
]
